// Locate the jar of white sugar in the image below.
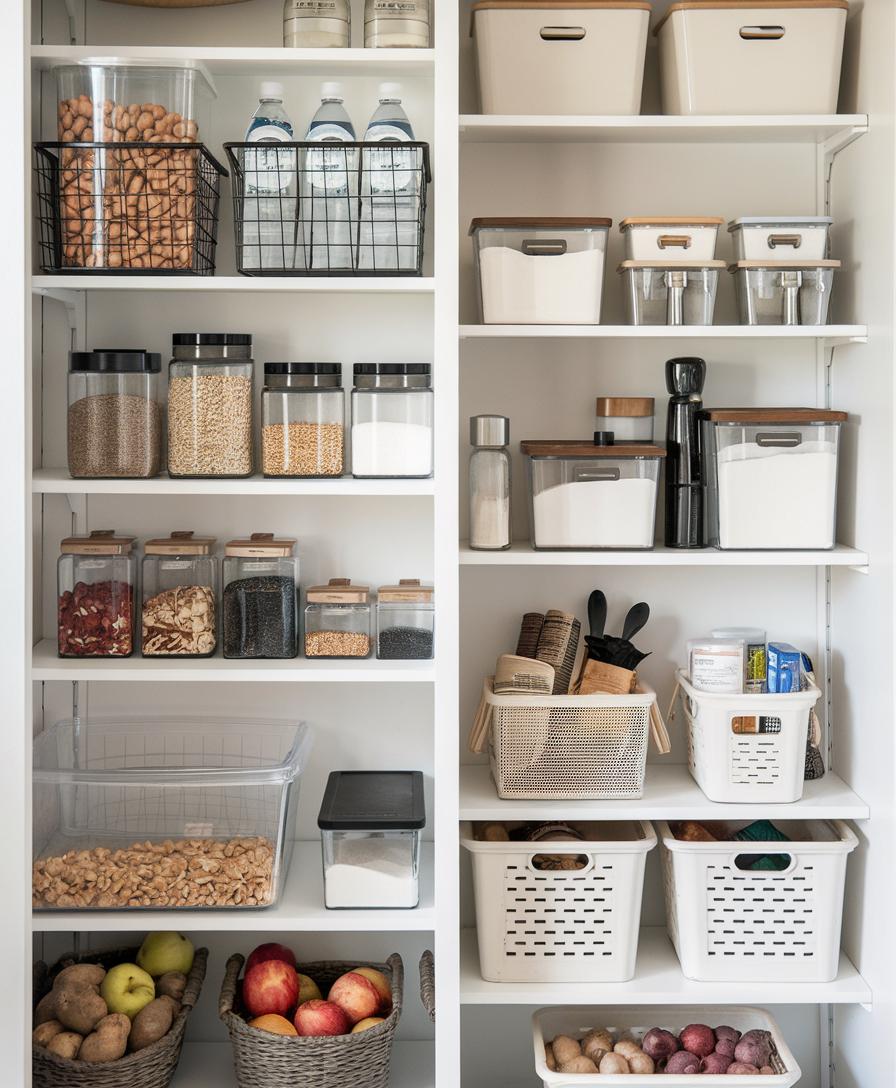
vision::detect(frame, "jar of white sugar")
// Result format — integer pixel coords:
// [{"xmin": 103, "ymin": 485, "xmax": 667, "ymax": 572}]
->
[
  {"xmin": 317, "ymin": 770, "xmax": 425, "ymax": 909},
  {"xmin": 351, "ymin": 363, "xmax": 433, "ymax": 478},
  {"xmin": 521, "ymin": 437, "xmax": 666, "ymax": 550}
]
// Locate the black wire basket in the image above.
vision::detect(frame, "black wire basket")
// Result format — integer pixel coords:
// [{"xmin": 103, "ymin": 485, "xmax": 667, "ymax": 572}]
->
[
  {"xmin": 34, "ymin": 141, "xmax": 228, "ymax": 275},
  {"xmin": 224, "ymin": 141, "xmax": 431, "ymax": 276}
]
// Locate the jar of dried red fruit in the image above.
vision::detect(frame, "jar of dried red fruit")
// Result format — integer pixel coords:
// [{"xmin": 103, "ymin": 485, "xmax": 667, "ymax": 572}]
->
[{"xmin": 58, "ymin": 529, "xmax": 137, "ymax": 658}]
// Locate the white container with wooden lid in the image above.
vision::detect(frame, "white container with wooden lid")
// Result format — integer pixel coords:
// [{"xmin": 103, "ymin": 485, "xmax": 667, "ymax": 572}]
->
[
  {"xmin": 654, "ymin": 1, "xmax": 849, "ymax": 116},
  {"xmin": 470, "ymin": 1, "xmax": 651, "ymax": 115},
  {"xmin": 728, "ymin": 215, "xmax": 834, "ymax": 260},
  {"xmin": 620, "ymin": 216, "xmax": 723, "ymax": 260}
]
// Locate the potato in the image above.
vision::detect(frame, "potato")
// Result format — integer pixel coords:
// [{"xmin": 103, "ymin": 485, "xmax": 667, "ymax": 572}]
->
[
  {"xmin": 551, "ymin": 1035, "xmax": 582, "ymax": 1066},
  {"xmin": 33, "ymin": 995, "xmax": 59, "ymax": 1028},
  {"xmin": 614, "ymin": 1040, "xmax": 643, "ymax": 1059},
  {"xmin": 47, "ymin": 964, "xmax": 108, "ymax": 1035},
  {"xmin": 32, "ymin": 1021, "xmax": 65, "ymax": 1047},
  {"xmin": 155, "ymin": 971, "xmax": 188, "ymax": 1004},
  {"xmin": 559, "ymin": 1055, "xmax": 598, "ymax": 1074},
  {"xmin": 78, "ymin": 1014, "xmax": 131, "ymax": 1063},
  {"xmin": 46, "ymin": 1031, "xmax": 83, "ymax": 1060},
  {"xmin": 545, "ymin": 1043, "xmax": 557, "ymax": 1071},
  {"xmin": 628, "ymin": 1051, "xmax": 655, "ymax": 1074},
  {"xmin": 128, "ymin": 996, "xmax": 179, "ymax": 1052},
  {"xmin": 599, "ymin": 1052, "xmax": 630, "ymax": 1074},
  {"xmin": 581, "ymin": 1028, "xmax": 613, "ymax": 1063}
]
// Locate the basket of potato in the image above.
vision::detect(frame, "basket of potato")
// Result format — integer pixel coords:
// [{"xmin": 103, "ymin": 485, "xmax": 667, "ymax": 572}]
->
[{"xmin": 32, "ymin": 932, "xmax": 207, "ymax": 1088}]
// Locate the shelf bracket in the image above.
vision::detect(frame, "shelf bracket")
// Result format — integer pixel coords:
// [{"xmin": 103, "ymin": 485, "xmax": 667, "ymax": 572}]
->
[
  {"xmin": 818, "ymin": 124, "xmax": 868, "ymax": 214},
  {"xmin": 33, "ymin": 287, "xmax": 86, "ymax": 351},
  {"xmin": 848, "ymin": 560, "xmax": 870, "ymax": 575},
  {"xmin": 65, "ymin": 494, "xmax": 88, "ymax": 534}
]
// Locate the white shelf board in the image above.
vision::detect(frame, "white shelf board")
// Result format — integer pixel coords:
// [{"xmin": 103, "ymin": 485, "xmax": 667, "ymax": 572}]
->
[
  {"xmin": 32, "ymin": 469, "xmax": 435, "ymax": 497},
  {"xmin": 170, "ymin": 1040, "xmax": 433, "ymax": 1088},
  {"xmin": 459, "ymin": 114, "xmax": 868, "ymax": 144},
  {"xmin": 459, "ymin": 763, "xmax": 870, "ymax": 821},
  {"xmin": 459, "ymin": 541, "xmax": 870, "ymax": 570},
  {"xmin": 32, "ymin": 275, "xmax": 435, "ymax": 294},
  {"xmin": 459, "ymin": 927, "xmax": 871, "ymax": 1006},
  {"xmin": 459, "ymin": 324, "xmax": 867, "ymax": 346},
  {"xmin": 34, "ymin": 842, "xmax": 435, "ymax": 933},
  {"xmin": 32, "ymin": 639, "xmax": 435, "ymax": 682},
  {"xmin": 31, "ymin": 45, "xmax": 435, "ymax": 78}
]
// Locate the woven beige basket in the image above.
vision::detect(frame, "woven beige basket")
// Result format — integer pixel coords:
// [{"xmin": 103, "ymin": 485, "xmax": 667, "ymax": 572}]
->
[
  {"xmin": 419, "ymin": 950, "xmax": 435, "ymax": 1023},
  {"xmin": 219, "ymin": 953, "xmax": 403, "ymax": 1088},
  {"xmin": 32, "ymin": 944, "xmax": 207, "ymax": 1088}
]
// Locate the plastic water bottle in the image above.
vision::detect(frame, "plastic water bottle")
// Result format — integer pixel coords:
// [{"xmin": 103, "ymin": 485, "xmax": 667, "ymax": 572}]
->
[
  {"xmin": 300, "ymin": 82, "xmax": 357, "ymax": 270},
  {"xmin": 243, "ymin": 83, "xmax": 296, "ymax": 271},
  {"xmin": 359, "ymin": 83, "xmax": 421, "ymax": 271},
  {"xmin": 283, "ymin": 0, "xmax": 350, "ymax": 47}
]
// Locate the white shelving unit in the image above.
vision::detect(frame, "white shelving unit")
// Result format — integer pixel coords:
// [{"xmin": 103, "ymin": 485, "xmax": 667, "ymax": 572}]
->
[{"xmin": 459, "ymin": 542, "xmax": 871, "ymax": 568}]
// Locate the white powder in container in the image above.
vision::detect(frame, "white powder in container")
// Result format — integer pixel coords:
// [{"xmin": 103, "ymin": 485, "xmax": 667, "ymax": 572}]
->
[
  {"xmin": 352, "ymin": 420, "xmax": 433, "ymax": 477},
  {"xmin": 324, "ymin": 836, "xmax": 418, "ymax": 908},
  {"xmin": 532, "ymin": 477, "xmax": 658, "ymax": 548},
  {"xmin": 479, "ymin": 246, "xmax": 605, "ymax": 324}
]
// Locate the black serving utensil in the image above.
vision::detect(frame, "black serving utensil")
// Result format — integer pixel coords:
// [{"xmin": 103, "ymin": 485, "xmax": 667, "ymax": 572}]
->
[
  {"xmin": 587, "ymin": 590, "xmax": 607, "ymax": 640},
  {"xmin": 621, "ymin": 601, "xmax": 650, "ymax": 643}
]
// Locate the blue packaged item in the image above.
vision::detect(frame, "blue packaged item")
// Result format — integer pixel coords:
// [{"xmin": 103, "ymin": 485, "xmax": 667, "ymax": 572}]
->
[{"xmin": 768, "ymin": 642, "xmax": 802, "ymax": 693}]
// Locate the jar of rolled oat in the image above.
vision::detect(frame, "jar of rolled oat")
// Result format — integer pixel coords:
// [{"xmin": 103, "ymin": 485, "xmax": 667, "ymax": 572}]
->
[
  {"xmin": 304, "ymin": 578, "xmax": 372, "ymax": 658},
  {"xmin": 261, "ymin": 363, "xmax": 345, "ymax": 478},
  {"xmin": 58, "ymin": 530, "xmax": 137, "ymax": 658},
  {"xmin": 142, "ymin": 531, "xmax": 218, "ymax": 657},
  {"xmin": 167, "ymin": 333, "xmax": 254, "ymax": 478}
]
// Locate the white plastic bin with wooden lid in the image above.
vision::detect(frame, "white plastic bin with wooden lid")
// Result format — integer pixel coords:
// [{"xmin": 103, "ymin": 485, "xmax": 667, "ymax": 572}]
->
[
  {"xmin": 620, "ymin": 216, "xmax": 723, "ymax": 260},
  {"xmin": 470, "ymin": 1, "xmax": 651, "ymax": 115},
  {"xmin": 654, "ymin": 1, "xmax": 849, "ymax": 116}
]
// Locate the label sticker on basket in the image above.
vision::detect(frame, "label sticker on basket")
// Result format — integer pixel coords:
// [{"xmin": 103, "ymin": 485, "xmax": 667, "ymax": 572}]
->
[
  {"xmin": 184, "ymin": 822, "xmax": 214, "ymax": 837},
  {"xmin": 731, "ymin": 715, "xmax": 783, "ymax": 734}
]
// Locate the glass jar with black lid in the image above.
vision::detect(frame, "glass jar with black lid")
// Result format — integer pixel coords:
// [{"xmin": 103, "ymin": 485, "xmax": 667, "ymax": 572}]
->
[
  {"xmin": 351, "ymin": 363, "xmax": 433, "ymax": 479},
  {"xmin": 261, "ymin": 363, "xmax": 345, "ymax": 478}
]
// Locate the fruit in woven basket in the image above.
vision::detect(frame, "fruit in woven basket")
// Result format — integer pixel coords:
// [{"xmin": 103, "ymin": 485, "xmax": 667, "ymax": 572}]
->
[
  {"xmin": 327, "ymin": 971, "xmax": 381, "ymax": 1026},
  {"xmin": 296, "ymin": 973, "xmax": 323, "ymax": 1005},
  {"xmin": 46, "ymin": 1031, "xmax": 84, "ymax": 1060},
  {"xmin": 100, "ymin": 963, "xmax": 155, "ymax": 1020},
  {"xmin": 248, "ymin": 1014, "xmax": 299, "ymax": 1036},
  {"xmin": 156, "ymin": 971, "xmax": 188, "ymax": 1004},
  {"xmin": 78, "ymin": 1013, "xmax": 131, "ymax": 1062},
  {"xmin": 36, "ymin": 964, "xmax": 108, "ymax": 1035},
  {"xmin": 243, "ymin": 960, "xmax": 300, "ymax": 1019},
  {"xmin": 128, "ymin": 996, "xmax": 179, "ymax": 1052},
  {"xmin": 246, "ymin": 942, "xmax": 298, "ymax": 975},
  {"xmin": 351, "ymin": 967, "xmax": 392, "ymax": 1015},
  {"xmin": 294, "ymin": 999, "xmax": 349, "ymax": 1037},
  {"xmin": 351, "ymin": 1017, "xmax": 385, "ymax": 1033},
  {"xmin": 32, "ymin": 1021, "xmax": 65, "ymax": 1047},
  {"xmin": 137, "ymin": 932, "xmax": 194, "ymax": 977}
]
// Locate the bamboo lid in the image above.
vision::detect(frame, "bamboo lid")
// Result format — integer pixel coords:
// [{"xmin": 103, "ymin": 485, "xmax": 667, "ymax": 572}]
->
[
  {"xmin": 378, "ymin": 579, "xmax": 434, "ymax": 603},
  {"xmin": 225, "ymin": 532, "xmax": 296, "ymax": 558},
  {"xmin": 521, "ymin": 439, "xmax": 666, "ymax": 457},
  {"xmin": 60, "ymin": 529, "xmax": 135, "ymax": 555},
  {"xmin": 306, "ymin": 578, "xmax": 370, "ymax": 604},
  {"xmin": 144, "ymin": 530, "xmax": 216, "ymax": 555},
  {"xmin": 699, "ymin": 407, "xmax": 847, "ymax": 422},
  {"xmin": 656, "ymin": 1, "xmax": 848, "ymax": 35},
  {"xmin": 596, "ymin": 397, "xmax": 655, "ymax": 417}
]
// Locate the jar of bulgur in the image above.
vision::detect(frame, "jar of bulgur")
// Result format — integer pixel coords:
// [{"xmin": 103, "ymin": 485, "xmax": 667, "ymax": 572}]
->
[
  {"xmin": 304, "ymin": 578, "xmax": 372, "ymax": 658},
  {"xmin": 261, "ymin": 363, "xmax": 345, "ymax": 478}
]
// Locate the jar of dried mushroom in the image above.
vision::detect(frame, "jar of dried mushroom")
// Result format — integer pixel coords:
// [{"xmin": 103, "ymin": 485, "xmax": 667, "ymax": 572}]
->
[
  {"xmin": 376, "ymin": 578, "xmax": 434, "ymax": 660},
  {"xmin": 58, "ymin": 530, "xmax": 136, "ymax": 657},
  {"xmin": 68, "ymin": 349, "xmax": 162, "ymax": 478},
  {"xmin": 304, "ymin": 578, "xmax": 372, "ymax": 658},
  {"xmin": 142, "ymin": 531, "xmax": 218, "ymax": 657},
  {"xmin": 223, "ymin": 533, "xmax": 299, "ymax": 659},
  {"xmin": 167, "ymin": 333, "xmax": 254, "ymax": 478},
  {"xmin": 261, "ymin": 363, "xmax": 345, "ymax": 478}
]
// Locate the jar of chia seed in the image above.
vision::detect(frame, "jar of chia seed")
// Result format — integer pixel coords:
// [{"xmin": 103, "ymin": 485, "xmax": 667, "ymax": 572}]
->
[
  {"xmin": 222, "ymin": 533, "xmax": 299, "ymax": 659},
  {"xmin": 57, "ymin": 530, "xmax": 137, "ymax": 658},
  {"xmin": 376, "ymin": 579, "xmax": 434, "ymax": 659},
  {"xmin": 304, "ymin": 578, "xmax": 372, "ymax": 658}
]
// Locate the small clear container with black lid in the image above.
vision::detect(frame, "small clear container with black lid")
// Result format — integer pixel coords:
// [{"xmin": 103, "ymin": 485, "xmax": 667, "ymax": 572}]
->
[
  {"xmin": 67, "ymin": 349, "xmax": 162, "ymax": 479},
  {"xmin": 58, "ymin": 530, "xmax": 136, "ymax": 658},
  {"xmin": 261, "ymin": 363, "xmax": 345, "ymax": 478},
  {"xmin": 223, "ymin": 533, "xmax": 299, "ymax": 659},
  {"xmin": 351, "ymin": 363, "xmax": 433, "ymax": 479},
  {"xmin": 141, "ymin": 531, "xmax": 218, "ymax": 657},
  {"xmin": 317, "ymin": 770, "xmax": 425, "ymax": 909}
]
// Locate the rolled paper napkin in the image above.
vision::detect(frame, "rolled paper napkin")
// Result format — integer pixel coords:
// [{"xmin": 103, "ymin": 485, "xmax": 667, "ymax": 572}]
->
[
  {"xmin": 493, "ymin": 654, "xmax": 555, "ymax": 695},
  {"xmin": 515, "ymin": 613, "xmax": 545, "ymax": 659},
  {"xmin": 535, "ymin": 609, "xmax": 579, "ymax": 695}
]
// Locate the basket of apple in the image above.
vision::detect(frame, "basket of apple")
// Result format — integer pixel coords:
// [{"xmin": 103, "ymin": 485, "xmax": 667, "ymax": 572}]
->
[
  {"xmin": 218, "ymin": 942, "xmax": 403, "ymax": 1088},
  {"xmin": 32, "ymin": 932, "xmax": 207, "ymax": 1088}
]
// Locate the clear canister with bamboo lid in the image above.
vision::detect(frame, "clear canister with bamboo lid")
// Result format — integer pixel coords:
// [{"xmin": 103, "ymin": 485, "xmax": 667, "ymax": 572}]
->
[{"xmin": 304, "ymin": 578, "xmax": 372, "ymax": 659}]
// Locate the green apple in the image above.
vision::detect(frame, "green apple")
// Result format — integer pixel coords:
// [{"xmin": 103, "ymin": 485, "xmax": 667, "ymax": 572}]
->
[
  {"xmin": 297, "ymin": 973, "xmax": 323, "ymax": 1005},
  {"xmin": 100, "ymin": 963, "xmax": 155, "ymax": 1020},
  {"xmin": 136, "ymin": 931, "xmax": 195, "ymax": 977}
]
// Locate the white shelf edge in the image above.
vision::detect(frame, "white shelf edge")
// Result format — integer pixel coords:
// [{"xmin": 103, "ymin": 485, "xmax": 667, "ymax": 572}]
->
[
  {"xmin": 33, "ymin": 842, "xmax": 435, "ymax": 932},
  {"xmin": 458, "ymin": 763, "xmax": 870, "ymax": 821},
  {"xmin": 32, "ymin": 276, "xmax": 436, "ymax": 294},
  {"xmin": 459, "ymin": 927, "xmax": 872, "ymax": 1006},
  {"xmin": 31, "ymin": 639, "xmax": 435, "ymax": 682},
  {"xmin": 459, "ymin": 324, "xmax": 867, "ymax": 346}
]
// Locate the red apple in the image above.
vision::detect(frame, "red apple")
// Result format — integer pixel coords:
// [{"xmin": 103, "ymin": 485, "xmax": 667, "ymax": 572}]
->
[
  {"xmin": 327, "ymin": 971, "xmax": 381, "ymax": 1026},
  {"xmin": 294, "ymin": 999, "xmax": 349, "ymax": 1037},
  {"xmin": 245, "ymin": 942, "xmax": 298, "ymax": 975},
  {"xmin": 351, "ymin": 967, "xmax": 392, "ymax": 1015},
  {"xmin": 243, "ymin": 960, "xmax": 300, "ymax": 1019}
]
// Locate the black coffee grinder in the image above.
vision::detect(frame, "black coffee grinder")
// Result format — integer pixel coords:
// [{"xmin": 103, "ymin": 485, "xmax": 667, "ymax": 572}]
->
[{"xmin": 665, "ymin": 356, "xmax": 706, "ymax": 548}]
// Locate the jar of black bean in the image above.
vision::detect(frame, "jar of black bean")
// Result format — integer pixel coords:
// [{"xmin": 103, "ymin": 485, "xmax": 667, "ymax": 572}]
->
[
  {"xmin": 222, "ymin": 533, "xmax": 299, "ymax": 659},
  {"xmin": 376, "ymin": 579, "xmax": 434, "ymax": 659}
]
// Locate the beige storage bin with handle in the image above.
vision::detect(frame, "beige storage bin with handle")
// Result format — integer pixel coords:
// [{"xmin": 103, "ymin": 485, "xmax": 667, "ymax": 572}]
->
[{"xmin": 471, "ymin": 1, "xmax": 651, "ymax": 115}]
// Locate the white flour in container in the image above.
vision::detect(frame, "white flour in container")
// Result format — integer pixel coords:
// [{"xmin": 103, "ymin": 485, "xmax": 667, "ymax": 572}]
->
[
  {"xmin": 352, "ymin": 421, "xmax": 433, "ymax": 477},
  {"xmin": 479, "ymin": 246, "xmax": 604, "ymax": 324},
  {"xmin": 324, "ymin": 836, "xmax": 418, "ymax": 908},
  {"xmin": 717, "ymin": 441, "xmax": 837, "ymax": 548},
  {"xmin": 532, "ymin": 477, "xmax": 658, "ymax": 547}
]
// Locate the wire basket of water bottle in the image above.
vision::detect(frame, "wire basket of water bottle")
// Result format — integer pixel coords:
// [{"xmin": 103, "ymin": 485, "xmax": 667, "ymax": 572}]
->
[{"xmin": 224, "ymin": 140, "xmax": 431, "ymax": 276}]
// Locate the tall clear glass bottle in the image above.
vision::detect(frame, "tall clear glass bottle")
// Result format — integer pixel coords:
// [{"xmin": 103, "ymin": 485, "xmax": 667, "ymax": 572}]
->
[{"xmin": 469, "ymin": 414, "xmax": 511, "ymax": 550}]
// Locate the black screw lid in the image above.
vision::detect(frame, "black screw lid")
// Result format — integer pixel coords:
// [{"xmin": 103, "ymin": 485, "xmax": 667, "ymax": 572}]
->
[
  {"xmin": 69, "ymin": 350, "xmax": 161, "ymax": 373},
  {"xmin": 666, "ymin": 357, "xmax": 706, "ymax": 396},
  {"xmin": 353, "ymin": 363, "xmax": 431, "ymax": 376},
  {"xmin": 264, "ymin": 362, "xmax": 341, "ymax": 375},
  {"xmin": 593, "ymin": 431, "xmax": 615, "ymax": 446},
  {"xmin": 172, "ymin": 333, "xmax": 252, "ymax": 346},
  {"xmin": 317, "ymin": 770, "xmax": 426, "ymax": 830}
]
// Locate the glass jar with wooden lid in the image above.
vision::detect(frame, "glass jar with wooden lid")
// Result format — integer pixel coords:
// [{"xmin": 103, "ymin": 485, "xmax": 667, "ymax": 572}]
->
[
  {"xmin": 223, "ymin": 533, "xmax": 299, "ymax": 659},
  {"xmin": 376, "ymin": 578, "xmax": 434, "ymax": 660},
  {"xmin": 57, "ymin": 530, "xmax": 136, "ymax": 658},
  {"xmin": 141, "ymin": 531, "xmax": 218, "ymax": 657},
  {"xmin": 304, "ymin": 578, "xmax": 372, "ymax": 658}
]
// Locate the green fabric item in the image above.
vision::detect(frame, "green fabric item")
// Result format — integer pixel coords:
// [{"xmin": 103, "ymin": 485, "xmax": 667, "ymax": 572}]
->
[
  {"xmin": 732, "ymin": 819, "xmax": 790, "ymax": 843},
  {"xmin": 749, "ymin": 854, "xmax": 791, "ymax": 871}
]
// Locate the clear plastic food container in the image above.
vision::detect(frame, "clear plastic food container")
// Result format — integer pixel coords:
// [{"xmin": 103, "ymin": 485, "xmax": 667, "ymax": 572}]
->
[
  {"xmin": 376, "ymin": 579, "xmax": 434, "ymax": 660},
  {"xmin": 700, "ymin": 408, "xmax": 847, "ymax": 550},
  {"xmin": 728, "ymin": 216, "xmax": 834, "ymax": 260},
  {"xmin": 471, "ymin": 218, "xmax": 611, "ymax": 324},
  {"xmin": 618, "ymin": 260, "xmax": 724, "ymax": 325},
  {"xmin": 595, "ymin": 397, "xmax": 654, "ymax": 442},
  {"xmin": 261, "ymin": 363, "xmax": 345, "ymax": 478},
  {"xmin": 729, "ymin": 261, "xmax": 838, "ymax": 325},
  {"xmin": 58, "ymin": 530, "xmax": 136, "ymax": 658},
  {"xmin": 522, "ymin": 439, "xmax": 665, "ymax": 549},
  {"xmin": 619, "ymin": 217, "xmax": 723, "ymax": 261},
  {"xmin": 32, "ymin": 716, "xmax": 313, "ymax": 910},
  {"xmin": 222, "ymin": 533, "xmax": 299, "ymax": 660},
  {"xmin": 305, "ymin": 578, "xmax": 373, "ymax": 658},
  {"xmin": 317, "ymin": 770, "xmax": 425, "ymax": 909},
  {"xmin": 142, "ymin": 531, "xmax": 218, "ymax": 657}
]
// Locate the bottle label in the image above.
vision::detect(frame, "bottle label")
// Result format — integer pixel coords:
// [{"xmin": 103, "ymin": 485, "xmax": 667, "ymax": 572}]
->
[
  {"xmin": 75, "ymin": 560, "xmax": 107, "ymax": 570},
  {"xmin": 289, "ymin": 0, "xmax": 337, "ymax": 10},
  {"xmin": 160, "ymin": 561, "xmax": 193, "ymax": 570},
  {"xmin": 373, "ymin": 0, "xmax": 426, "ymax": 11},
  {"xmin": 241, "ymin": 561, "xmax": 281, "ymax": 572}
]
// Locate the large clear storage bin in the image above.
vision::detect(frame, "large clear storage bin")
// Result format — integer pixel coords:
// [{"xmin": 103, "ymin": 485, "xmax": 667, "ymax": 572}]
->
[
  {"xmin": 222, "ymin": 533, "xmax": 299, "ymax": 659},
  {"xmin": 620, "ymin": 216, "xmax": 722, "ymax": 261},
  {"xmin": 730, "ymin": 260, "xmax": 838, "ymax": 325},
  {"xmin": 728, "ymin": 215, "xmax": 834, "ymax": 260},
  {"xmin": 305, "ymin": 578, "xmax": 373, "ymax": 658},
  {"xmin": 57, "ymin": 530, "xmax": 136, "ymax": 658},
  {"xmin": 655, "ymin": 0, "xmax": 848, "ymax": 116},
  {"xmin": 261, "ymin": 363, "xmax": 345, "ymax": 478},
  {"xmin": 522, "ymin": 439, "xmax": 665, "ymax": 549},
  {"xmin": 471, "ymin": 218, "xmax": 611, "ymax": 324},
  {"xmin": 32, "ymin": 716, "xmax": 313, "ymax": 910},
  {"xmin": 700, "ymin": 408, "xmax": 846, "ymax": 549},
  {"xmin": 471, "ymin": 1, "xmax": 651, "ymax": 115},
  {"xmin": 618, "ymin": 261, "xmax": 724, "ymax": 325},
  {"xmin": 351, "ymin": 363, "xmax": 433, "ymax": 478},
  {"xmin": 318, "ymin": 770, "xmax": 425, "ymax": 909},
  {"xmin": 376, "ymin": 579, "xmax": 434, "ymax": 659},
  {"xmin": 142, "ymin": 530, "xmax": 217, "ymax": 657},
  {"xmin": 68, "ymin": 349, "xmax": 162, "ymax": 478},
  {"xmin": 461, "ymin": 820, "xmax": 656, "ymax": 982},
  {"xmin": 658, "ymin": 818, "xmax": 858, "ymax": 983}
]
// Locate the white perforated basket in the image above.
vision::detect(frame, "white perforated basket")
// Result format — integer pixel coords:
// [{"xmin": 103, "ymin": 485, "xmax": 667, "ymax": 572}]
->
[
  {"xmin": 658, "ymin": 818, "xmax": 857, "ymax": 983},
  {"xmin": 483, "ymin": 678, "xmax": 654, "ymax": 799},
  {"xmin": 675, "ymin": 670, "xmax": 820, "ymax": 804},
  {"xmin": 461, "ymin": 821, "xmax": 655, "ymax": 983}
]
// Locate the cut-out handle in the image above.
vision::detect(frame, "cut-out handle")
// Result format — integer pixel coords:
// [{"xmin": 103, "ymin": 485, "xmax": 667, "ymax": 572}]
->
[
  {"xmin": 575, "ymin": 468, "xmax": 621, "ymax": 482},
  {"xmin": 540, "ymin": 25, "xmax": 585, "ymax": 40},
  {"xmin": 522, "ymin": 239, "xmax": 567, "ymax": 255},
  {"xmin": 740, "ymin": 24, "xmax": 785, "ymax": 39},
  {"xmin": 756, "ymin": 431, "xmax": 802, "ymax": 447}
]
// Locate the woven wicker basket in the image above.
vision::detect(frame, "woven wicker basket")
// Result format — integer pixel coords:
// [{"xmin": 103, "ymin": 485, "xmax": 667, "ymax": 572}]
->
[
  {"xmin": 32, "ymin": 944, "xmax": 207, "ymax": 1088},
  {"xmin": 419, "ymin": 950, "xmax": 435, "ymax": 1022},
  {"xmin": 219, "ymin": 953, "xmax": 403, "ymax": 1088}
]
